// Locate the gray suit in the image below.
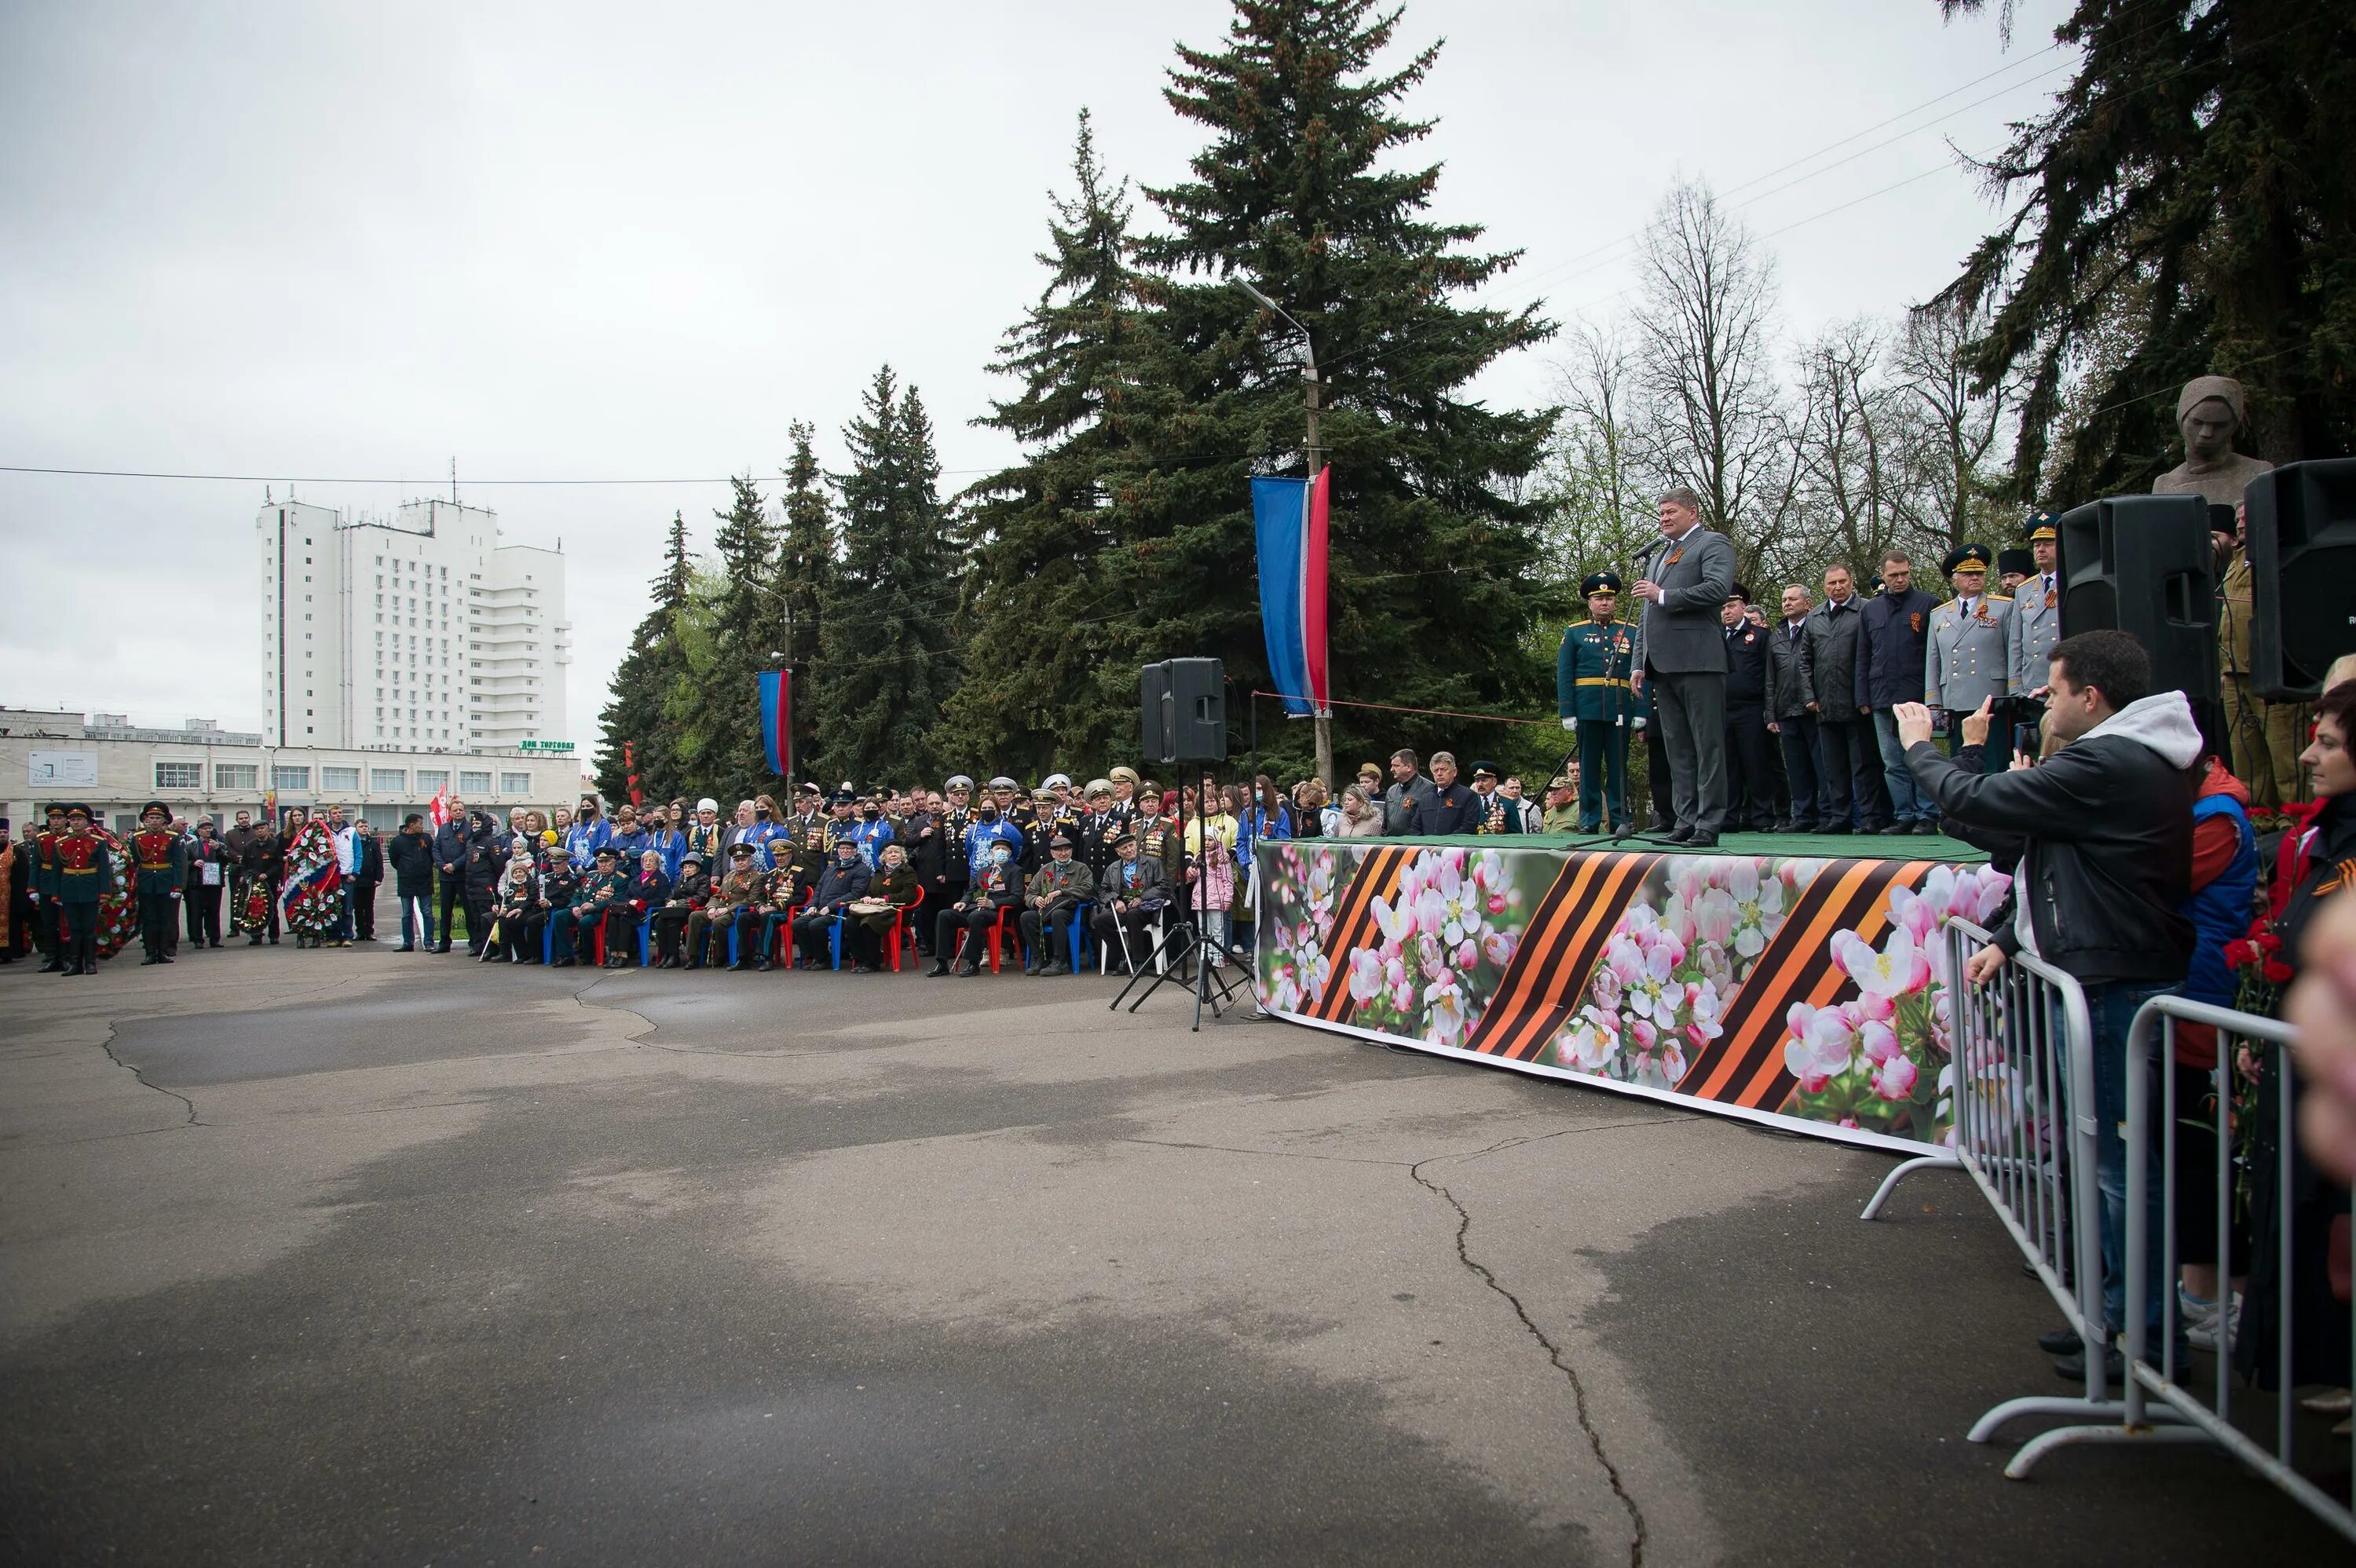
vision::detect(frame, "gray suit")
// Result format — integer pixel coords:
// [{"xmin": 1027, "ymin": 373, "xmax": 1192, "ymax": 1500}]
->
[
  {"xmin": 1632, "ymin": 525, "xmax": 1736, "ymax": 835},
  {"xmin": 2006, "ymin": 573, "xmax": 2062, "ymax": 696}
]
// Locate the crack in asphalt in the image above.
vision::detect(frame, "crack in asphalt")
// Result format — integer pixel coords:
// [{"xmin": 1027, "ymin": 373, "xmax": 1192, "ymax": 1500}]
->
[
  {"xmin": 97, "ymin": 1018, "xmax": 199, "ymax": 1128},
  {"xmin": 1410, "ymin": 1147, "xmax": 1647, "ymax": 1568}
]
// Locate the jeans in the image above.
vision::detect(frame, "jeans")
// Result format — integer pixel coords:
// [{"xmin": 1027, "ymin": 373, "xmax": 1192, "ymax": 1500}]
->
[
  {"xmin": 2080, "ymin": 979, "xmax": 2173, "ymax": 1335},
  {"xmin": 399, "ymin": 894, "xmax": 436, "ymax": 949},
  {"xmin": 1871, "ymin": 709, "xmax": 1936, "ymax": 823}
]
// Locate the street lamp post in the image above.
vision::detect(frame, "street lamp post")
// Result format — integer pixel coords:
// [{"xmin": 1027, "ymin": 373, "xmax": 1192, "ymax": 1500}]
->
[{"xmin": 1233, "ymin": 276, "xmax": 1332, "ymax": 788}]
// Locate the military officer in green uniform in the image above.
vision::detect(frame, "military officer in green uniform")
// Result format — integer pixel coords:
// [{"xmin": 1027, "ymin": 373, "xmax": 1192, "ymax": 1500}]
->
[
  {"xmin": 1556, "ymin": 572, "xmax": 1644, "ymax": 832},
  {"xmin": 1926, "ymin": 543, "xmax": 2014, "ymax": 772}
]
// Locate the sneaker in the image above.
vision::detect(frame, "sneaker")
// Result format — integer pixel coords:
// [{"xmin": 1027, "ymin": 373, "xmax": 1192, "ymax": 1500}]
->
[
  {"xmin": 2187, "ymin": 1293, "xmax": 2241, "ymax": 1354},
  {"xmin": 2038, "ymin": 1326, "xmax": 2083, "ymax": 1356}
]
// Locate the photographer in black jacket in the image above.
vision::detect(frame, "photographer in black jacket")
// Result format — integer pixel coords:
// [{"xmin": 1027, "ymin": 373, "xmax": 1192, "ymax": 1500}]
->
[{"xmin": 1896, "ymin": 629, "xmax": 2200, "ymax": 1365}]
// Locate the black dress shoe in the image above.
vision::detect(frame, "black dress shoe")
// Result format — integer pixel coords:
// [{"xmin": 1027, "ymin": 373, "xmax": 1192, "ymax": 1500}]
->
[
  {"xmin": 1684, "ymin": 831, "xmax": 1719, "ymax": 848},
  {"xmin": 927, "ymin": 962, "xmax": 952, "ymax": 977},
  {"xmin": 2053, "ymin": 1344, "xmax": 2123, "ymax": 1382},
  {"xmin": 953, "ymin": 963, "xmax": 980, "ymax": 977},
  {"xmin": 1915, "ymin": 821, "xmax": 1941, "ymax": 835},
  {"xmin": 2039, "ymin": 1327, "xmax": 2083, "ymax": 1356},
  {"xmin": 1880, "ymin": 823, "xmax": 1915, "ymax": 835}
]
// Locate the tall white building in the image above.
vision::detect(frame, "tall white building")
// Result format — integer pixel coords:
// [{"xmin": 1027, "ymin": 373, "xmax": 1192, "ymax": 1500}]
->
[{"xmin": 257, "ymin": 497, "xmax": 572, "ymax": 751}]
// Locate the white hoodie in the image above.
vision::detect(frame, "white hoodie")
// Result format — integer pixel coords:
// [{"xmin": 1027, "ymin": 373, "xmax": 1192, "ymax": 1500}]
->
[
  {"xmin": 2080, "ymin": 689, "xmax": 2204, "ymax": 769},
  {"xmin": 2015, "ymin": 690, "xmax": 2203, "ymax": 957}
]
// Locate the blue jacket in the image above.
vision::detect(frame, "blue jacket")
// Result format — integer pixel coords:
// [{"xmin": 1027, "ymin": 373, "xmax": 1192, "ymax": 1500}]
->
[
  {"xmin": 563, "ymin": 817, "xmax": 614, "ymax": 864},
  {"xmin": 1854, "ymin": 587, "xmax": 1940, "ymax": 709},
  {"xmin": 2177, "ymin": 777, "xmax": 2258, "ymax": 1010},
  {"xmin": 963, "ymin": 818, "xmax": 1025, "ymax": 880}
]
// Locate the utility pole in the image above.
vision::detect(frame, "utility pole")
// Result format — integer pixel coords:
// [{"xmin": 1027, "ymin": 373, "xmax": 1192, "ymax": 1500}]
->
[{"xmin": 1235, "ymin": 278, "xmax": 1333, "ymax": 788}]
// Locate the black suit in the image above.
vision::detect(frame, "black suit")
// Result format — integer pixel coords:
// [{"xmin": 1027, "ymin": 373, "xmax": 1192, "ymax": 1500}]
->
[{"xmin": 1721, "ymin": 621, "xmax": 1776, "ymax": 832}]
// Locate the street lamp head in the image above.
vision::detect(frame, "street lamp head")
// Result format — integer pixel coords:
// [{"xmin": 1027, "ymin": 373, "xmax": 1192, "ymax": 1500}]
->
[{"xmin": 1231, "ymin": 276, "xmax": 1281, "ymax": 313}]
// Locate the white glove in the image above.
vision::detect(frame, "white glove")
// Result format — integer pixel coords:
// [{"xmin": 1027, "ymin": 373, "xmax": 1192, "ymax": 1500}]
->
[
  {"xmin": 1631, "ymin": 717, "xmax": 1647, "ymax": 732},
  {"xmin": 1561, "ymin": 717, "xmax": 1577, "ymax": 733}
]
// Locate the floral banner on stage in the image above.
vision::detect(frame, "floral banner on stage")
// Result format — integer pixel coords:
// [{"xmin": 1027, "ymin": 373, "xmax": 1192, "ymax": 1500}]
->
[{"xmin": 1254, "ymin": 839, "xmax": 2011, "ymax": 1153}]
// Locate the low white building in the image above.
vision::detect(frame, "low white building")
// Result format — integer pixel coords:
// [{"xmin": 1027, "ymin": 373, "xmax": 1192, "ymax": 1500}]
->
[{"xmin": 1, "ymin": 707, "xmax": 586, "ymax": 836}]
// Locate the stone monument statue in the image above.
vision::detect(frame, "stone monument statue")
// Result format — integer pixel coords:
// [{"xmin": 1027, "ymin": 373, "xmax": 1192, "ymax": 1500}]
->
[{"xmin": 2152, "ymin": 374, "xmax": 2272, "ymax": 506}]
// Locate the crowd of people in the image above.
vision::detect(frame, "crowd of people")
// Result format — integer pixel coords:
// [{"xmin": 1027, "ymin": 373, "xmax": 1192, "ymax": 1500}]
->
[{"xmin": 3, "ymin": 767, "xmax": 1502, "ymax": 981}]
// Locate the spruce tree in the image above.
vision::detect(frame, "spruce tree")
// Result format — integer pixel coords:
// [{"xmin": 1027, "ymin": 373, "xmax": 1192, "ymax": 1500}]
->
[
  {"xmin": 594, "ymin": 511, "xmax": 693, "ymax": 805},
  {"xmin": 814, "ymin": 368, "xmax": 960, "ymax": 788},
  {"xmin": 775, "ymin": 421, "xmax": 836, "ymax": 785},
  {"xmin": 1128, "ymin": 0, "xmax": 1559, "ymax": 779},
  {"xmin": 941, "ymin": 109, "xmax": 1160, "ymax": 776},
  {"xmin": 670, "ymin": 474, "xmax": 783, "ymax": 802},
  {"xmin": 1934, "ymin": 0, "xmax": 2355, "ymax": 496}
]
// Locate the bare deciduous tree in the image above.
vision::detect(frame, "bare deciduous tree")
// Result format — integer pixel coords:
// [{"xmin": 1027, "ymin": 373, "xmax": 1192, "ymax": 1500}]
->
[
  {"xmin": 1629, "ymin": 179, "xmax": 1799, "ymax": 579},
  {"xmin": 1894, "ymin": 296, "xmax": 2016, "ymax": 553}
]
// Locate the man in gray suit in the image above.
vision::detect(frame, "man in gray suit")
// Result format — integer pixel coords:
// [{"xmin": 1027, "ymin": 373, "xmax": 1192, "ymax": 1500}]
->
[{"xmin": 1630, "ymin": 486, "xmax": 1737, "ymax": 845}]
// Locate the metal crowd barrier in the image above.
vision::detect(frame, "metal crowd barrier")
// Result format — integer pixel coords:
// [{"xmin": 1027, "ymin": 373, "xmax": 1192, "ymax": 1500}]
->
[
  {"xmin": 2013, "ymin": 996, "xmax": 2355, "ymax": 1544},
  {"xmin": 1865, "ymin": 919, "xmax": 2136, "ymax": 1460}
]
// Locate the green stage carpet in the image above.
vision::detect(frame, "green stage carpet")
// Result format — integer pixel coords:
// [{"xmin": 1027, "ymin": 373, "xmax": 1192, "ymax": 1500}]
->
[{"xmin": 1351, "ymin": 828, "xmax": 1988, "ymax": 863}]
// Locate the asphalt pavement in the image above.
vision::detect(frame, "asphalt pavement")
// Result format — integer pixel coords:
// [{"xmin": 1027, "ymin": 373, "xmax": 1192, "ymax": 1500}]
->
[{"xmin": 0, "ymin": 938, "xmax": 2338, "ymax": 1564}]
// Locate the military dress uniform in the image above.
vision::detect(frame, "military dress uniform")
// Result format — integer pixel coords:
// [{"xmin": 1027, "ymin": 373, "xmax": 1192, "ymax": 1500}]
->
[
  {"xmin": 525, "ymin": 856, "xmax": 581, "ymax": 960},
  {"xmin": 690, "ymin": 857, "xmax": 763, "ymax": 968},
  {"xmin": 1925, "ymin": 543, "xmax": 2014, "ymax": 773},
  {"xmin": 1468, "ymin": 765, "xmax": 1523, "ymax": 835},
  {"xmin": 1556, "ymin": 574, "xmax": 1643, "ymax": 832},
  {"xmin": 932, "ymin": 854, "xmax": 1023, "ymax": 974},
  {"xmin": 51, "ymin": 812, "xmax": 116, "ymax": 975},
  {"xmin": 32, "ymin": 811, "xmax": 70, "ymax": 968},
  {"xmin": 1017, "ymin": 839, "xmax": 1096, "ymax": 976},
  {"xmin": 130, "ymin": 807, "xmax": 188, "ymax": 964},
  {"xmin": 2004, "ymin": 514, "xmax": 2065, "ymax": 761}
]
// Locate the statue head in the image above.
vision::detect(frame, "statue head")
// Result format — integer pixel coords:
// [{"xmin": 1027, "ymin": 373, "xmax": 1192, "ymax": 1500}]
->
[{"xmin": 2176, "ymin": 375, "xmax": 2247, "ymax": 466}]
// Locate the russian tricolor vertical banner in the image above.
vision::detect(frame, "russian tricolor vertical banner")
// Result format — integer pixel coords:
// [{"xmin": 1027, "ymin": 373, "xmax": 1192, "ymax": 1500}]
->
[
  {"xmin": 758, "ymin": 670, "xmax": 792, "ymax": 780},
  {"xmin": 1251, "ymin": 466, "xmax": 1330, "ymax": 718}
]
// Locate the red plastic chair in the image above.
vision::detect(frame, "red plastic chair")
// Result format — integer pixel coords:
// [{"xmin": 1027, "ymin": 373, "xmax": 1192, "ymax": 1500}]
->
[
  {"xmin": 986, "ymin": 903, "xmax": 1024, "ymax": 974},
  {"xmin": 770, "ymin": 890, "xmax": 814, "ymax": 969},
  {"xmin": 887, "ymin": 886, "xmax": 925, "ymax": 972}
]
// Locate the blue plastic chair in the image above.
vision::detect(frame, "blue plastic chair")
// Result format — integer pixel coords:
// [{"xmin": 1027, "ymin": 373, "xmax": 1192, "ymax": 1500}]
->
[{"xmin": 1063, "ymin": 901, "xmax": 1093, "ymax": 974}]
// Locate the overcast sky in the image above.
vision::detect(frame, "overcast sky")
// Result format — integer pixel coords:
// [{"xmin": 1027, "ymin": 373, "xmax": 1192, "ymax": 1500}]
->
[{"xmin": 0, "ymin": 0, "xmax": 2076, "ymax": 753}]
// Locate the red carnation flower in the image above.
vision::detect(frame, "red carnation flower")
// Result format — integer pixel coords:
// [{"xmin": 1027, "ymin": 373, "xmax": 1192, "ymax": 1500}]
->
[{"xmin": 2263, "ymin": 959, "xmax": 2294, "ymax": 985}]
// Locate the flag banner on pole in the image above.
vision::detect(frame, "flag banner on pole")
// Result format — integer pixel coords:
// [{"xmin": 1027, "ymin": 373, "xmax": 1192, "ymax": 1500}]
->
[
  {"xmin": 624, "ymin": 740, "xmax": 642, "ymax": 809},
  {"xmin": 428, "ymin": 789, "xmax": 449, "ymax": 830},
  {"xmin": 758, "ymin": 670, "xmax": 792, "ymax": 778},
  {"xmin": 1251, "ymin": 467, "xmax": 1330, "ymax": 718}
]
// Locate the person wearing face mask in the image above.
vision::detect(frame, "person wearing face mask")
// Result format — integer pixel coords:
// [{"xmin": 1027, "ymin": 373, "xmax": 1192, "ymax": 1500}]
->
[
  {"xmin": 564, "ymin": 795, "xmax": 613, "ymax": 865},
  {"xmin": 851, "ymin": 791, "xmax": 895, "ymax": 869},
  {"xmin": 929, "ymin": 835, "xmax": 1024, "ymax": 977},
  {"xmin": 788, "ymin": 839, "xmax": 869, "ymax": 973}
]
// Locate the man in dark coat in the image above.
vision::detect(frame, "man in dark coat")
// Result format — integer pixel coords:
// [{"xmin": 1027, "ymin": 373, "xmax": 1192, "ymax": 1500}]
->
[
  {"xmin": 1853, "ymin": 550, "xmax": 1941, "ymax": 834},
  {"xmin": 430, "ymin": 801, "xmax": 471, "ymax": 953},
  {"xmin": 388, "ymin": 813, "xmax": 437, "ymax": 951},
  {"xmin": 1798, "ymin": 564, "xmax": 1891, "ymax": 833},
  {"xmin": 1411, "ymin": 753, "xmax": 1480, "ymax": 835},
  {"xmin": 1763, "ymin": 583, "xmax": 1822, "ymax": 832},
  {"xmin": 1718, "ymin": 588, "xmax": 1776, "ymax": 833}
]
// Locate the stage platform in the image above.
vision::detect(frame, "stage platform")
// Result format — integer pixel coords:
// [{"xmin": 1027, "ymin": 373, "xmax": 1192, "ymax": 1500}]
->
[
  {"xmin": 1352, "ymin": 827, "xmax": 1989, "ymax": 862},
  {"xmin": 1253, "ymin": 833, "xmax": 2005, "ymax": 1154}
]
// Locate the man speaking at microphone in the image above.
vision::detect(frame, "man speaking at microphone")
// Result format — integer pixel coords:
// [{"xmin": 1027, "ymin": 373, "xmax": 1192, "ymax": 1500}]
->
[{"xmin": 1630, "ymin": 485, "xmax": 1737, "ymax": 846}]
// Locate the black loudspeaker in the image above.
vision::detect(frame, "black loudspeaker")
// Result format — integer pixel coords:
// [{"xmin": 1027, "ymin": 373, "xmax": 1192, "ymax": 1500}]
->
[
  {"xmin": 2058, "ymin": 494, "xmax": 2218, "ymax": 708},
  {"xmin": 1140, "ymin": 659, "xmax": 1227, "ymax": 764},
  {"xmin": 2244, "ymin": 459, "xmax": 2356, "ymax": 702}
]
